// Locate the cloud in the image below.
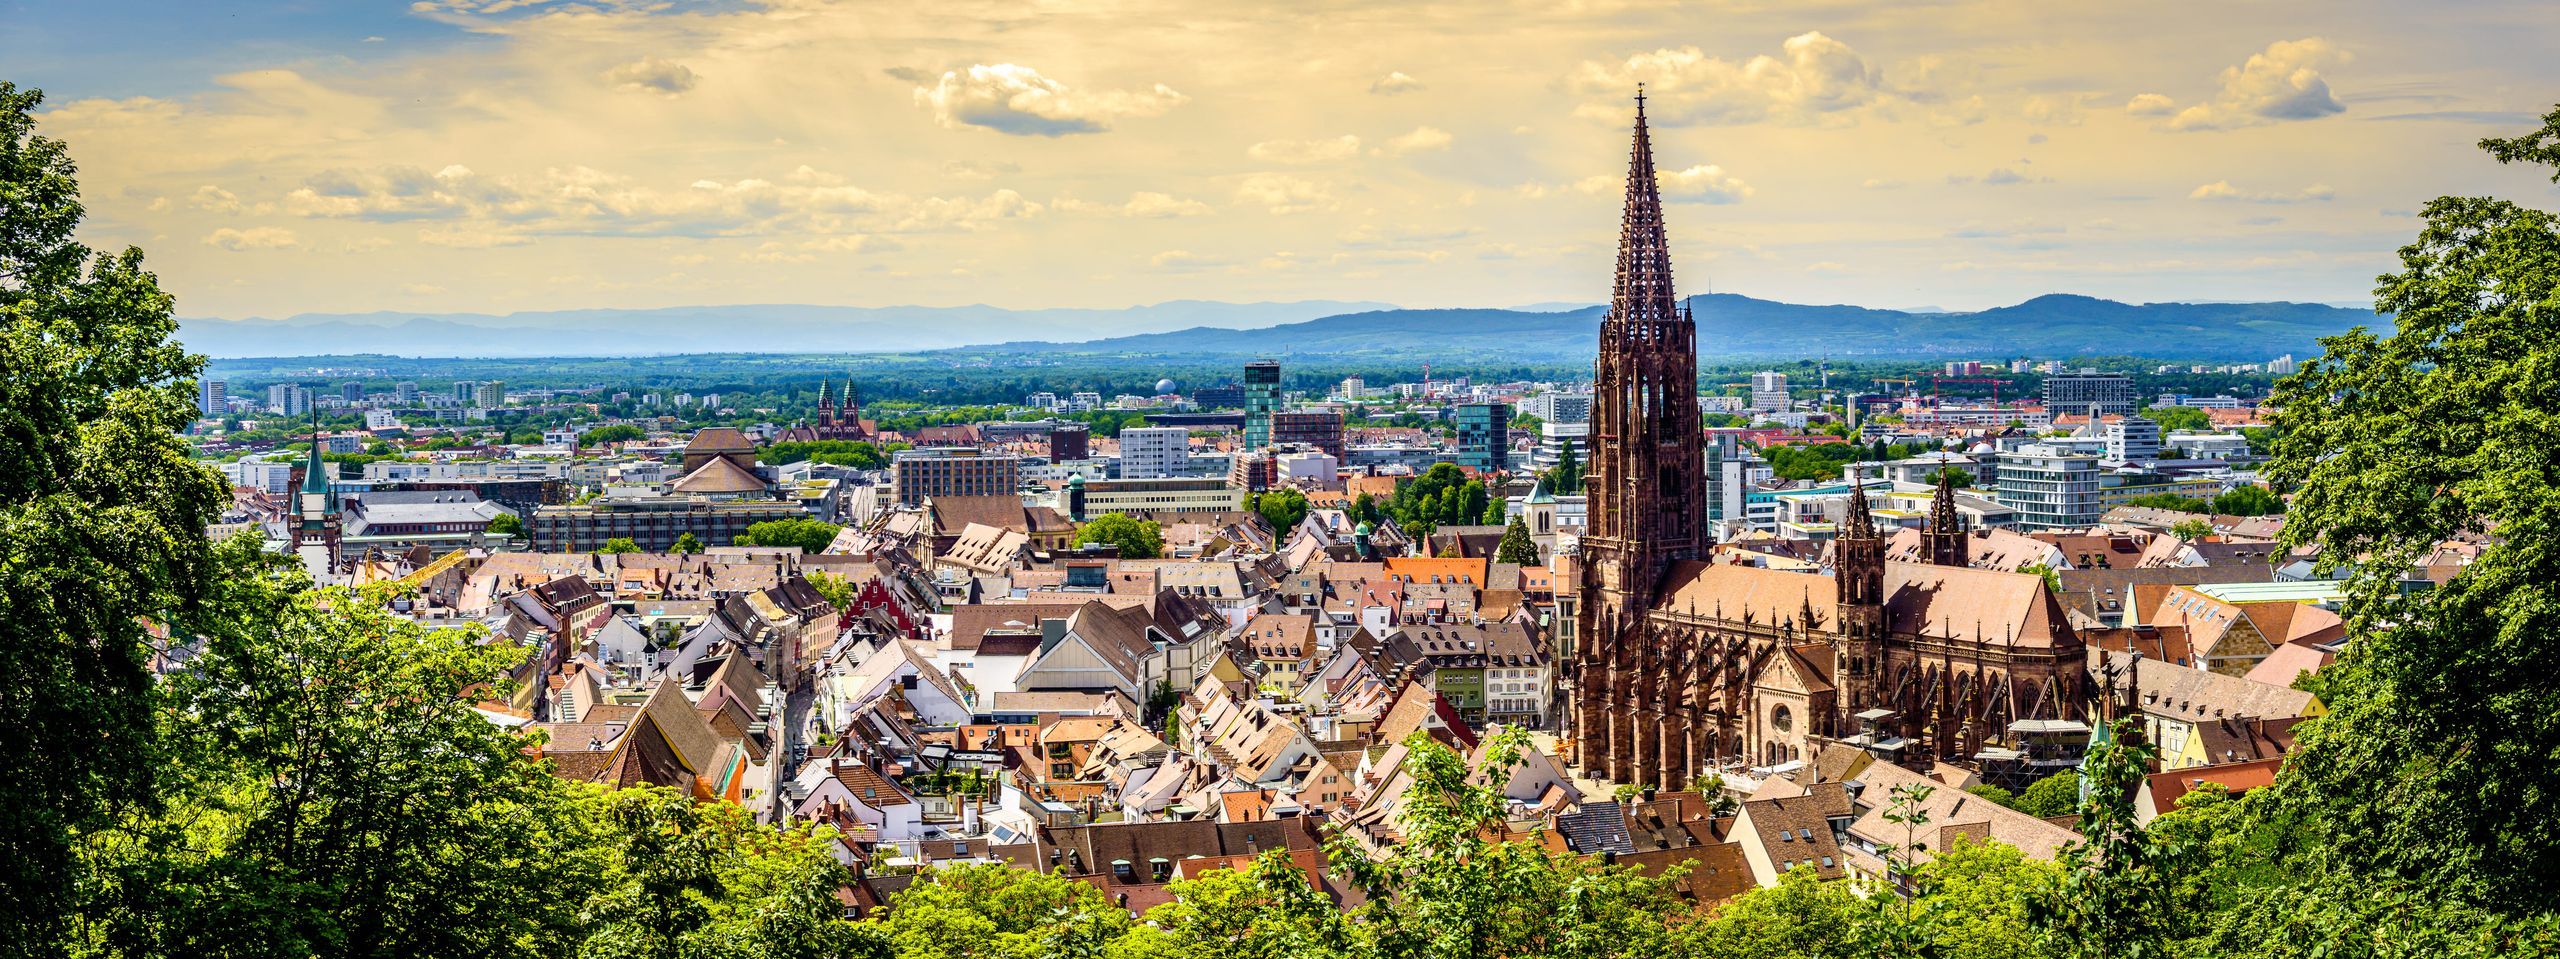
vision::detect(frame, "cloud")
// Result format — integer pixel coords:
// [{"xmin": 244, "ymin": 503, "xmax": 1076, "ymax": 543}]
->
[
  {"xmin": 2124, "ymin": 93, "xmax": 2177, "ymax": 116},
  {"xmin": 2021, "ymin": 93, "xmax": 2087, "ymax": 125},
  {"xmin": 2136, "ymin": 38, "xmax": 2349, "ymax": 131},
  {"xmin": 1982, "ymin": 167, "xmax": 2028, "ymax": 185},
  {"xmin": 417, "ymin": 226, "xmax": 534, "ymax": 248},
  {"xmin": 1370, "ymin": 72, "xmax": 1425, "ymax": 95},
  {"xmin": 202, "ymin": 226, "xmax": 298, "ymax": 250},
  {"xmin": 1660, "ymin": 164, "xmax": 1753, "ymax": 203},
  {"xmin": 1248, "ymin": 135, "xmax": 1362, "ymax": 164},
  {"xmin": 189, "ymin": 185, "xmax": 244, "ymax": 214},
  {"xmin": 2189, "ymin": 180, "xmax": 2336, "ymax": 203},
  {"xmin": 1150, "ymin": 250, "xmax": 1227, "ymax": 270},
  {"xmin": 1234, "ymin": 174, "xmax": 1332, "ymax": 214},
  {"xmin": 1056, "ymin": 192, "xmax": 1215, "ymax": 217},
  {"xmin": 1861, "ymin": 178, "xmax": 1904, "ymax": 189},
  {"xmin": 913, "ymin": 63, "xmax": 1186, "ymax": 136},
  {"xmin": 280, "ymin": 163, "xmax": 1037, "ymax": 238},
  {"xmin": 400, "ymin": 282, "xmax": 444, "ymax": 295},
  {"xmin": 1379, "ymin": 126, "xmax": 1453, "ymax": 156},
  {"xmin": 801, "ymin": 235, "xmax": 903, "ymax": 253},
  {"xmin": 1569, "ymin": 32, "xmax": 1892, "ymax": 125},
  {"xmin": 604, "ymin": 58, "xmax": 699, "ymax": 95}
]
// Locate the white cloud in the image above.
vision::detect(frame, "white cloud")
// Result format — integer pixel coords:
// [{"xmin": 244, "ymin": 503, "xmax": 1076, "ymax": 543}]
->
[
  {"xmin": 604, "ymin": 58, "xmax": 699, "ymax": 95},
  {"xmin": 1660, "ymin": 164, "xmax": 1753, "ymax": 203},
  {"xmin": 1370, "ymin": 71, "xmax": 1425, "ymax": 95},
  {"xmin": 2021, "ymin": 94, "xmax": 2087, "ymax": 125},
  {"xmin": 189, "ymin": 185, "xmax": 244, "ymax": 214},
  {"xmin": 1120, "ymin": 192, "xmax": 1214, "ymax": 217},
  {"xmin": 202, "ymin": 226, "xmax": 298, "ymax": 250},
  {"xmin": 2139, "ymin": 38, "xmax": 2349, "ymax": 131},
  {"xmin": 278, "ymin": 163, "xmax": 1037, "ymax": 239},
  {"xmin": 1056, "ymin": 192, "xmax": 1214, "ymax": 217},
  {"xmin": 1234, "ymin": 174, "xmax": 1332, "ymax": 214},
  {"xmin": 1248, "ymin": 135, "xmax": 1362, "ymax": 164},
  {"xmin": 1150, "ymin": 250, "xmax": 1227, "ymax": 270},
  {"xmin": 1380, "ymin": 126, "xmax": 1453, "ymax": 156},
  {"xmin": 1982, "ymin": 167, "xmax": 2029, "ymax": 185},
  {"xmin": 417, "ymin": 226, "xmax": 534, "ymax": 248},
  {"xmin": 801, "ymin": 235, "xmax": 903, "ymax": 253},
  {"xmin": 2189, "ymin": 180, "xmax": 2336, "ymax": 203},
  {"xmin": 913, "ymin": 63, "xmax": 1186, "ymax": 136},
  {"xmin": 1569, "ymin": 32, "xmax": 1892, "ymax": 125}
]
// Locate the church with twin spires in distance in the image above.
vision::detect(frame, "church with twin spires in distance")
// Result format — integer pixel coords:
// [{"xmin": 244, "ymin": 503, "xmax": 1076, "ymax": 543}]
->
[{"xmin": 1571, "ymin": 93, "xmax": 2091, "ymax": 791}]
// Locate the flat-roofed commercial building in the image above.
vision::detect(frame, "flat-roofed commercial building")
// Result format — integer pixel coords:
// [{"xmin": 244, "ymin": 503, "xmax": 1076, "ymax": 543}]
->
[{"xmin": 892, "ymin": 448, "xmax": 1021, "ymax": 506}]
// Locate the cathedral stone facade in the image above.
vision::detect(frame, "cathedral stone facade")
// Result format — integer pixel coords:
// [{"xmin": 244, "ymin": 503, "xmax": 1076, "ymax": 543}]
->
[{"xmin": 1571, "ymin": 97, "xmax": 2089, "ymax": 791}]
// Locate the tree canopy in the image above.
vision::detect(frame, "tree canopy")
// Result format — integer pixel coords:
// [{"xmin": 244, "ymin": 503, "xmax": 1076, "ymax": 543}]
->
[
  {"xmin": 1073, "ymin": 513, "xmax": 1163, "ymax": 559},
  {"xmin": 736, "ymin": 518, "xmax": 843, "ymax": 553},
  {"xmin": 0, "ymin": 81, "xmax": 238, "ymax": 954}
]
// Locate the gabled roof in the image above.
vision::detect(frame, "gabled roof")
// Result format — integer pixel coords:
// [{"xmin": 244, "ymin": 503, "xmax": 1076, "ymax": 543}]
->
[{"xmin": 673, "ymin": 454, "xmax": 770, "ymax": 494}]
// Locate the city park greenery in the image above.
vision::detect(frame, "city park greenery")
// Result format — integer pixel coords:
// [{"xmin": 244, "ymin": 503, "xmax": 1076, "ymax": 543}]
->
[
  {"xmin": 10, "ymin": 80, "xmax": 2560, "ymax": 958},
  {"xmin": 1073, "ymin": 512, "xmax": 1165, "ymax": 559}
]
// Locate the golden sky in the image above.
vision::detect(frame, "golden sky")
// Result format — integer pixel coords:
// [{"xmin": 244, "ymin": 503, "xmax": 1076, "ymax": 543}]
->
[{"xmin": 21, "ymin": 0, "xmax": 2560, "ymax": 319}]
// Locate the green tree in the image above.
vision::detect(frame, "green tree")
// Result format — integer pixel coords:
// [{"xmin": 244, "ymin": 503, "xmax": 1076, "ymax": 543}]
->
[
  {"xmin": 1249, "ymin": 487, "xmax": 1310, "ymax": 535},
  {"xmin": 1494, "ymin": 515, "xmax": 1540, "ymax": 566},
  {"xmin": 2017, "ymin": 562, "xmax": 2062, "ymax": 592},
  {"xmin": 737, "ymin": 518, "xmax": 843, "ymax": 553},
  {"xmin": 2146, "ymin": 405, "xmax": 2211, "ymax": 434},
  {"xmin": 1678, "ymin": 866, "xmax": 1862, "ymax": 958},
  {"xmin": 672, "ymin": 531, "xmax": 705, "ymax": 554},
  {"xmin": 804, "ymin": 570, "xmax": 857, "ymax": 611},
  {"xmin": 580, "ymin": 424, "xmax": 646, "ymax": 446},
  {"xmin": 1330, "ymin": 730, "xmax": 1684, "ymax": 959},
  {"xmin": 600, "ymin": 537, "xmax": 642, "ymax": 554},
  {"xmin": 2034, "ymin": 720, "xmax": 2177, "ymax": 959},
  {"xmin": 0, "ymin": 82, "xmax": 239, "ymax": 956},
  {"xmin": 578, "ymin": 788, "xmax": 874, "ymax": 959},
  {"xmin": 1965, "ymin": 782, "xmax": 2018, "ymax": 806},
  {"xmin": 2011, "ymin": 772, "xmax": 2080, "ymax": 819},
  {"xmin": 488, "ymin": 511, "xmax": 524, "ymax": 537},
  {"xmin": 1073, "ymin": 513, "xmax": 1163, "ymax": 559},
  {"xmin": 865, "ymin": 861, "xmax": 1125, "ymax": 959},
  {"xmin": 2207, "ymin": 484, "xmax": 2281, "ymax": 516},
  {"xmin": 2255, "ymin": 103, "xmax": 2560, "ymax": 923},
  {"xmin": 1924, "ymin": 837, "xmax": 2063, "ymax": 959},
  {"xmin": 80, "ymin": 570, "xmax": 603, "ymax": 959},
  {"xmin": 1541, "ymin": 440, "xmax": 1583, "ymax": 495},
  {"xmin": 1348, "ymin": 492, "xmax": 1382, "ymax": 527},
  {"xmin": 2169, "ymin": 518, "xmax": 2214, "ymax": 542}
]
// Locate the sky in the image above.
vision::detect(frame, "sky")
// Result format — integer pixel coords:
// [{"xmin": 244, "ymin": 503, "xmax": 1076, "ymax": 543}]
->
[{"xmin": 11, "ymin": 0, "xmax": 2559, "ymax": 320}]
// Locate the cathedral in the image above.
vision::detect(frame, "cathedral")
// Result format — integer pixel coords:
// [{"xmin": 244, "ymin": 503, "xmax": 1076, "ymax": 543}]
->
[
  {"xmin": 775, "ymin": 380, "xmax": 874, "ymax": 443},
  {"xmin": 1571, "ymin": 95, "xmax": 2090, "ymax": 791}
]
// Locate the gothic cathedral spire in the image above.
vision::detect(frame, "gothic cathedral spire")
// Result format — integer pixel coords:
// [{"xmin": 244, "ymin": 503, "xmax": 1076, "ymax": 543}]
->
[
  {"xmin": 1924, "ymin": 471, "xmax": 1971, "ymax": 567},
  {"xmin": 1574, "ymin": 90, "xmax": 1709, "ymax": 788}
]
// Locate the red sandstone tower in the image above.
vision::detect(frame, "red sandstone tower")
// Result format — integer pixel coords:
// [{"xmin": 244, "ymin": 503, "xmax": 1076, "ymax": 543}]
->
[{"xmin": 1573, "ymin": 91, "xmax": 1710, "ymax": 788}]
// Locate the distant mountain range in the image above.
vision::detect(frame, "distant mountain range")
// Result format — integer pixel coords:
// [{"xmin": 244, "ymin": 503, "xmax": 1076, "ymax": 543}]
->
[
  {"xmin": 177, "ymin": 293, "xmax": 2377, "ymax": 361},
  {"xmin": 174, "ymin": 300, "xmax": 1394, "ymax": 358},
  {"xmin": 967, "ymin": 293, "xmax": 2376, "ymax": 361}
]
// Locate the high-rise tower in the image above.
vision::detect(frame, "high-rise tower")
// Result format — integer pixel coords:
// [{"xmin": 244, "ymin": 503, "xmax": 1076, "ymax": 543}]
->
[{"xmin": 1574, "ymin": 91, "xmax": 1709, "ymax": 786}]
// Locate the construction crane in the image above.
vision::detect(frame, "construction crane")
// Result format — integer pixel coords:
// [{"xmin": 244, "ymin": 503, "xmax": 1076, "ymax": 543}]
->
[
  {"xmin": 397, "ymin": 546, "xmax": 473, "ymax": 590},
  {"xmin": 1872, "ymin": 377, "xmax": 1918, "ymax": 398},
  {"xmin": 1930, "ymin": 375, "xmax": 2014, "ymax": 404}
]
